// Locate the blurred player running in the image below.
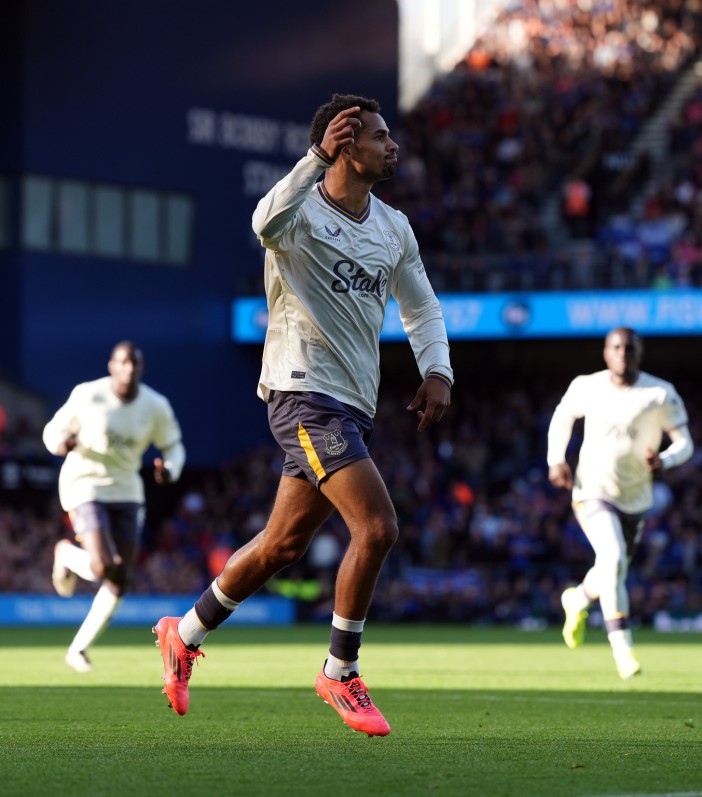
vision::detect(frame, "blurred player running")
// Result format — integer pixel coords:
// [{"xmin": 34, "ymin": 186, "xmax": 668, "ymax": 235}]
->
[
  {"xmin": 547, "ymin": 327, "xmax": 693, "ymax": 678},
  {"xmin": 44, "ymin": 341, "xmax": 185, "ymax": 671}
]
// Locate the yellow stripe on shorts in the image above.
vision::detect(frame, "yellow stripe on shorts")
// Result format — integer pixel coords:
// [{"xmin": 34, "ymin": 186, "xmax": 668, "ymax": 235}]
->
[
  {"xmin": 298, "ymin": 422, "xmax": 327, "ymax": 481},
  {"xmin": 67, "ymin": 509, "xmax": 83, "ymax": 541}
]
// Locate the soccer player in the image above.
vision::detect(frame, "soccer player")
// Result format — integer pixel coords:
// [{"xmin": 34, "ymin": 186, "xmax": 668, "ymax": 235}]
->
[
  {"xmin": 43, "ymin": 341, "xmax": 185, "ymax": 672},
  {"xmin": 547, "ymin": 327, "xmax": 693, "ymax": 678},
  {"xmin": 154, "ymin": 94, "xmax": 453, "ymax": 735}
]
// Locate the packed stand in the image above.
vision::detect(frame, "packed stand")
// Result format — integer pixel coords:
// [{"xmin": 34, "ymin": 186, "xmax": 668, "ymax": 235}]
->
[
  {"xmin": 597, "ymin": 82, "xmax": 702, "ymax": 288},
  {"xmin": 374, "ymin": 0, "xmax": 702, "ymax": 292}
]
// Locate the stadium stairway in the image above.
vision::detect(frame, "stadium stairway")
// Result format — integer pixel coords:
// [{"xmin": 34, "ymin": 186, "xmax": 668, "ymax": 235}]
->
[{"xmin": 629, "ymin": 57, "xmax": 702, "ymax": 218}]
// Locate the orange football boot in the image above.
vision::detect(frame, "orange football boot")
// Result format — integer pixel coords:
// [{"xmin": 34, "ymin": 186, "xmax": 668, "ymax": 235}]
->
[
  {"xmin": 153, "ymin": 616, "xmax": 204, "ymax": 715},
  {"xmin": 315, "ymin": 666, "xmax": 390, "ymax": 737}
]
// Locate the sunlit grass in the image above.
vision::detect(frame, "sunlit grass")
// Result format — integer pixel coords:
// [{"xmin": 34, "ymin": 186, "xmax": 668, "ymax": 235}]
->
[{"xmin": 1, "ymin": 626, "xmax": 701, "ymax": 797}]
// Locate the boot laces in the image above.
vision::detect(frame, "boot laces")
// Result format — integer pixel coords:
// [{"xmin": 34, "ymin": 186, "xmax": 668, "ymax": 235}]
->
[
  {"xmin": 345, "ymin": 677, "xmax": 373, "ymax": 710},
  {"xmin": 181, "ymin": 647, "xmax": 205, "ymax": 681}
]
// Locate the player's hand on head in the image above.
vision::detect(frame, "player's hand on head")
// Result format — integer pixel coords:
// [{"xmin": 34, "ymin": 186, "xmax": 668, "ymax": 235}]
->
[
  {"xmin": 407, "ymin": 378, "xmax": 451, "ymax": 433},
  {"xmin": 320, "ymin": 106, "xmax": 362, "ymax": 161},
  {"xmin": 153, "ymin": 457, "xmax": 172, "ymax": 485}
]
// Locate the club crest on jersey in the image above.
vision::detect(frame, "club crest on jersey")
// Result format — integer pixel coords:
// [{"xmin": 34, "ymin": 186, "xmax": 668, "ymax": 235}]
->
[
  {"xmin": 324, "ymin": 430, "xmax": 348, "ymax": 456},
  {"xmin": 383, "ymin": 229, "xmax": 401, "ymax": 252},
  {"xmin": 324, "ymin": 224, "xmax": 342, "ymax": 240}
]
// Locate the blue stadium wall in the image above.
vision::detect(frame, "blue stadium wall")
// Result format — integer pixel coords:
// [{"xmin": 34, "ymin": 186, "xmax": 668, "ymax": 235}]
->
[{"xmin": 0, "ymin": 0, "xmax": 399, "ymax": 465}]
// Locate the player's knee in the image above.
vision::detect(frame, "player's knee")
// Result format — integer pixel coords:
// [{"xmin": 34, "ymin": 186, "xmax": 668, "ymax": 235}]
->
[
  {"xmin": 258, "ymin": 536, "xmax": 307, "ymax": 570},
  {"xmin": 104, "ymin": 561, "xmax": 129, "ymax": 592},
  {"xmin": 275, "ymin": 541, "xmax": 308, "ymax": 568},
  {"xmin": 611, "ymin": 547, "xmax": 628, "ymax": 572},
  {"xmin": 366, "ymin": 514, "xmax": 399, "ymax": 554},
  {"xmin": 595, "ymin": 553, "xmax": 625, "ymax": 582},
  {"xmin": 90, "ymin": 560, "xmax": 108, "ymax": 580},
  {"xmin": 107, "ymin": 579, "xmax": 129, "ymax": 597}
]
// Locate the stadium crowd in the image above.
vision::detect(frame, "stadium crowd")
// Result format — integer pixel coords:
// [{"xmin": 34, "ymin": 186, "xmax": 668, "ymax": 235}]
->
[
  {"xmin": 597, "ymin": 82, "xmax": 702, "ymax": 290},
  {"xmin": 2, "ymin": 373, "xmax": 700, "ymax": 630},
  {"xmin": 374, "ymin": 0, "xmax": 702, "ymax": 292}
]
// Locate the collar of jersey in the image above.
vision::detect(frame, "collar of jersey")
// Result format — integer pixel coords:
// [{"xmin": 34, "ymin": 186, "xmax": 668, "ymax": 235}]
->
[{"xmin": 317, "ymin": 181, "xmax": 371, "ymax": 224}]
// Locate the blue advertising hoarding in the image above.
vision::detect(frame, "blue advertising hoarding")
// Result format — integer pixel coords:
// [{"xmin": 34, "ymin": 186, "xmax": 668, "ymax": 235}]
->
[
  {"xmin": 232, "ymin": 289, "xmax": 702, "ymax": 341},
  {"xmin": 0, "ymin": 594, "xmax": 294, "ymax": 627}
]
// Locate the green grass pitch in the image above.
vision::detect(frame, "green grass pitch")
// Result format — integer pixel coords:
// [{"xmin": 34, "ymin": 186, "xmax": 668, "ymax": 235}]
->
[{"xmin": 1, "ymin": 624, "xmax": 700, "ymax": 797}]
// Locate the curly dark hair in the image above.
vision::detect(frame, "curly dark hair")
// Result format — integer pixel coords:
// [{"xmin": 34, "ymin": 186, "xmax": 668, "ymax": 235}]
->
[{"xmin": 309, "ymin": 93, "xmax": 381, "ymax": 147}]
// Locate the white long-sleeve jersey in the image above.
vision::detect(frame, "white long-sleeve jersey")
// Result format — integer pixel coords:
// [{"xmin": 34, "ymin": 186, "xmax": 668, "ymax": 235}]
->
[
  {"xmin": 43, "ymin": 377, "xmax": 185, "ymax": 511},
  {"xmin": 547, "ymin": 369, "xmax": 691, "ymax": 514},
  {"xmin": 251, "ymin": 146, "xmax": 453, "ymax": 417}
]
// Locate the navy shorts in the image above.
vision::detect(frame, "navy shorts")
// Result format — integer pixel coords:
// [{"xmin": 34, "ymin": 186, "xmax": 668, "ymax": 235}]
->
[
  {"xmin": 68, "ymin": 501, "xmax": 144, "ymax": 547},
  {"xmin": 267, "ymin": 391, "xmax": 373, "ymax": 486}
]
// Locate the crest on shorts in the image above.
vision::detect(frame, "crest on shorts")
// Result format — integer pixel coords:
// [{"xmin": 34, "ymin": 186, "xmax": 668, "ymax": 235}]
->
[{"xmin": 324, "ymin": 429, "xmax": 348, "ymax": 456}]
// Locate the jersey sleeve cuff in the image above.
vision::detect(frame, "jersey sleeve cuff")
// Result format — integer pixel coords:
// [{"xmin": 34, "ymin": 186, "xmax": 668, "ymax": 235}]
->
[
  {"xmin": 427, "ymin": 372, "xmax": 453, "ymax": 388},
  {"xmin": 309, "ymin": 145, "xmax": 335, "ymax": 168}
]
